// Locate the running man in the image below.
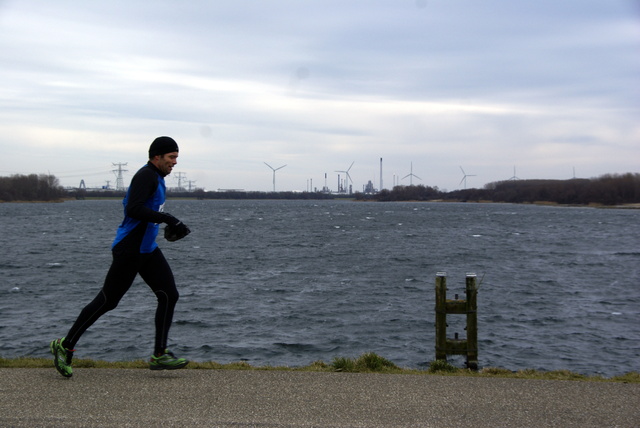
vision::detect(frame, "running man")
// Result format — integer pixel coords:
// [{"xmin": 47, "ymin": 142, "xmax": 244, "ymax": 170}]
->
[{"xmin": 50, "ymin": 136, "xmax": 191, "ymax": 377}]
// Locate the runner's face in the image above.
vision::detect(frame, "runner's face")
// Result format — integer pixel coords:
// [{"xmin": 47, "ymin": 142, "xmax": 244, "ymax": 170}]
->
[{"xmin": 155, "ymin": 152, "xmax": 178, "ymax": 176}]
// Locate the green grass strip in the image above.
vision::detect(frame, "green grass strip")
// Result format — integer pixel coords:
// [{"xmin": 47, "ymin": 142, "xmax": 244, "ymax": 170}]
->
[{"xmin": 1, "ymin": 354, "xmax": 638, "ymax": 383}]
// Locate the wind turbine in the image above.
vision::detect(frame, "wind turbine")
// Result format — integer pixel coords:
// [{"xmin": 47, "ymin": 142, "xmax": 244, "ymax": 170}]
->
[
  {"xmin": 264, "ymin": 162, "xmax": 287, "ymax": 192},
  {"xmin": 335, "ymin": 161, "xmax": 354, "ymax": 194},
  {"xmin": 402, "ymin": 162, "xmax": 421, "ymax": 185},
  {"xmin": 508, "ymin": 166, "xmax": 519, "ymax": 181},
  {"xmin": 459, "ymin": 166, "xmax": 476, "ymax": 189}
]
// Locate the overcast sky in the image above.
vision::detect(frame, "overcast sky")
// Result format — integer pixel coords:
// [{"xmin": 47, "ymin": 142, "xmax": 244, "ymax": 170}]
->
[{"xmin": 1, "ymin": 1, "xmax": 638, "ymax": 192}]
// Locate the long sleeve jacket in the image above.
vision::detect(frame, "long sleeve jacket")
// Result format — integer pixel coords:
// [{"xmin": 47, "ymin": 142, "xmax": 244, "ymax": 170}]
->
[{"xmin": 112, "ymin": 162, "xmax": 173, "ymax": 254}]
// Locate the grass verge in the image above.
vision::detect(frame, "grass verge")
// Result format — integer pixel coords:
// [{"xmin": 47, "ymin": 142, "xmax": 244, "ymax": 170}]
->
[{"xmin": 1, "ymin": 354, "xmax": 638, "ymax": 383}]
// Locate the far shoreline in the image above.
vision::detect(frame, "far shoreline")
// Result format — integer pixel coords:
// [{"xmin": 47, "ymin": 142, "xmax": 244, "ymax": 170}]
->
[{"xmin": 3, "ymin": 197, "xmax": 640, "ymax": 209}]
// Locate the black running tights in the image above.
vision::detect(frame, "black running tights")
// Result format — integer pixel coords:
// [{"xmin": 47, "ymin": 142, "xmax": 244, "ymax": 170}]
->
[{"xmin": 64, "ymin": 247, "xmax": 179, "ymax": 355}]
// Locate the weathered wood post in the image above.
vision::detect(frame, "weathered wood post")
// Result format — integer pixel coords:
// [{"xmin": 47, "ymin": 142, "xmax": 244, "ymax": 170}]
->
[
  {"xmin": 434, "ymin": 272, "xmax": 478, "ymax": 370},
  {"xmin": 465, "ymin": 273, "xmax": 478, "ymax": 370},
  {"xmin": 435, "ymin": 272, "xmax": 447, "ymax": 361}
]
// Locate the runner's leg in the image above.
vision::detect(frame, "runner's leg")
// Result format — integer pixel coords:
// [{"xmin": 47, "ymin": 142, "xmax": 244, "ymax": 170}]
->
[
  {"xmin": 139, "ymin": 248, "xmax": 179, "ymax": 355},
  {"xmin": 64, "ymin": 252, "xmax": 139, "ymax": 349}
]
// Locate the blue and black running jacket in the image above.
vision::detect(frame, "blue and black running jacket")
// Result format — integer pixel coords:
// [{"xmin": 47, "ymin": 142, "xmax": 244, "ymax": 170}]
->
[{"xmin": 112, "ymin": 162, "xmax": 173, "ymax": 254}]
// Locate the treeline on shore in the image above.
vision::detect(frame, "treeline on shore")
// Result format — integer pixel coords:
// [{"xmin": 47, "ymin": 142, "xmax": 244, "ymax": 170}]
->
[
  {"xmin": 360, "ymin": 173, "xmax": 640, "ymax": 206},
  {"xmin": 0, "ymin": 174, "xmax": 66, "ymax": 202},
  {"xmin": 3, "ymin": 172, "xmax": 639, "ymax": 206}
]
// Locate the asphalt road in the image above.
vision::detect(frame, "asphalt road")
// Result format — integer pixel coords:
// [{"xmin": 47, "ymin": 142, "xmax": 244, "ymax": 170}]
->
[{"xmin": 0, "ymin": 368, "xmax": 637, "ymax": 427}]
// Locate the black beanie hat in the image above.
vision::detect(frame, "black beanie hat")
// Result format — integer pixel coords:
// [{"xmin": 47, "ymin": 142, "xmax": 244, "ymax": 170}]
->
[{"xmin": 149, "ymin": 136, "xmax": 179, "ymax": 158}]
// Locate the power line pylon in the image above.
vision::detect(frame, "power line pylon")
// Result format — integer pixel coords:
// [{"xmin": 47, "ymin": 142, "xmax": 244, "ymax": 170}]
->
[
  {"xmin": 174, "ymin": 172, "xmax": 186, "ymax": 190},
  {"xmin": 112, "ymin": 163, "xmax": 128, "ymax": 191}
]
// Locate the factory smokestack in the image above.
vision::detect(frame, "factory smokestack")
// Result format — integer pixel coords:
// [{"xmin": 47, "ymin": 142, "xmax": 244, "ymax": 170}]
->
[{"xmin": 380, "ymin": 157, "xmax": 383, "ymax": 191}]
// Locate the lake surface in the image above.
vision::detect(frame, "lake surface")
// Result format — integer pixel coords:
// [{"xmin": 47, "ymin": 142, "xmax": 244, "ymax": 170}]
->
[{"xmin": 1, "ymin": 199, "xmax": 638, "ymax": 376}]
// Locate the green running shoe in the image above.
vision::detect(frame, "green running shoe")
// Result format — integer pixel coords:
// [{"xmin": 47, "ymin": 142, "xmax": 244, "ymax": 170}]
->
[
  {"xmin": 50, "ymin": 337, "xmax": 74, "ymax": 378},
  {"xmin": 149, "ymin": 349, "xmax": 188, "ymax": 371}
]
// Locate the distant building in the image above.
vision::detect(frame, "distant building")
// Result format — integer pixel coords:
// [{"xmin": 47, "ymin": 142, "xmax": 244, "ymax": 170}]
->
[{"xmin": 364, "ymin": 180, "xmax": 376, "ymax": 194}]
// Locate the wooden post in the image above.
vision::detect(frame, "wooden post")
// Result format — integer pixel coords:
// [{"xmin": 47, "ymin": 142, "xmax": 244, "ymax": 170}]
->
[
  {"xmin": 434, "ymin": 272, "xmax": 479, "ymax": 370},
  {"xmin": 435, "ymin": 272, "xmax": 447, "ymax": 361},
  {"xmin": 465, "ymin": 273, "xmax": 478, "ymax": 370}
]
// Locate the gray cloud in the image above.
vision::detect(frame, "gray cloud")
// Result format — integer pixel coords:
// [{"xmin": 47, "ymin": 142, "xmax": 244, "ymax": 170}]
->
[{"xmin": 0, "ymin": 0, "xmax": 638, "ymax": 191}]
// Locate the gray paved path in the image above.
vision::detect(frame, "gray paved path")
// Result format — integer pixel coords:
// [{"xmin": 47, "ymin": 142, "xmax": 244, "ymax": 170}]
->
[{"xmin": 0, "ymin": 368, "xmax": 638, "ymax": 427}]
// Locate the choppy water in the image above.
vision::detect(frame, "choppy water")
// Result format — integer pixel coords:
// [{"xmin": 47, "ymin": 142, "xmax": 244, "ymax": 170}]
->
[{"xmin": 1, "ymin": 199, "xmax": 639, "ymax": 376}]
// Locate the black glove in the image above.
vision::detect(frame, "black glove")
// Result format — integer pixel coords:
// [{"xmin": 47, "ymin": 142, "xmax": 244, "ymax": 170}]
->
[
  {"xmin": 162, "ymin": 213, "xmax": 191, "ymax": 242},
  {"xmin": 164, "ymin": 222, "xmax": 191, "ymax": 242}
]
